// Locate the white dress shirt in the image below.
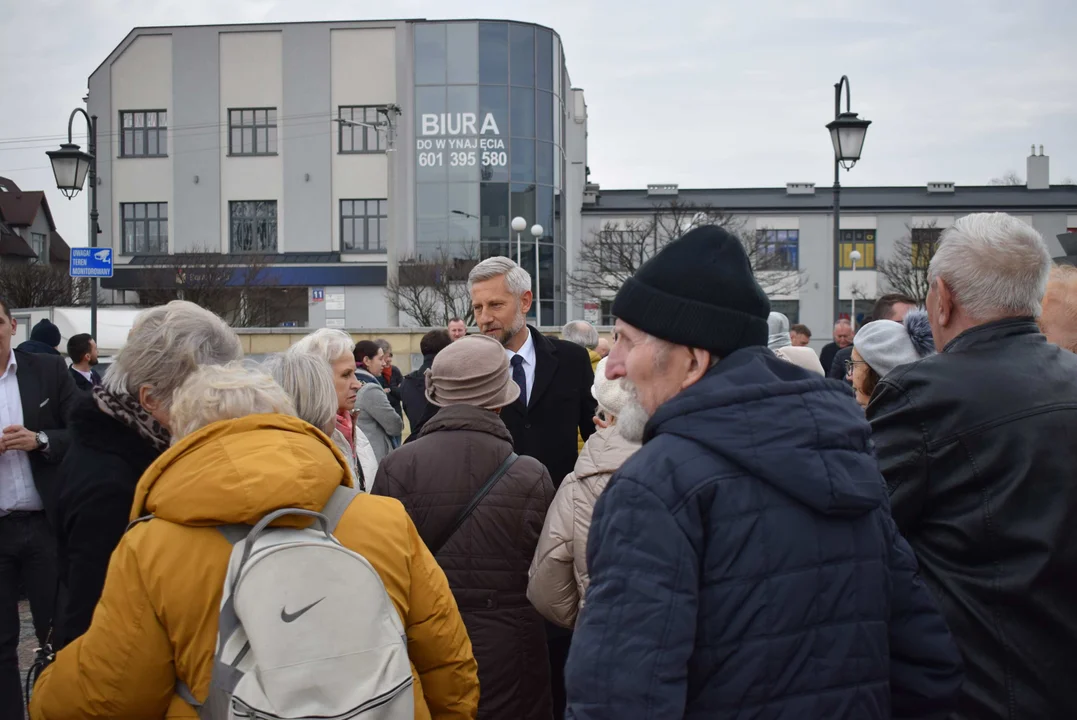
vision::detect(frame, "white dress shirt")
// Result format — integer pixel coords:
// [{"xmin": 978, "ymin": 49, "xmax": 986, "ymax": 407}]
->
[
  {"xmin": 505, "ymin": 329, "xmax": 537, "ymax": 406},
  {"xmin": 0, "ymin": 349, "xmax": 42, "ymax": 515}
]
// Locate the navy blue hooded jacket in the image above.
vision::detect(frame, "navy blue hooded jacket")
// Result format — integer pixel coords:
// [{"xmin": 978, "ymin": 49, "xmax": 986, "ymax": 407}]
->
[{"xmin": 564, "ymin": 347, "xmax": 962, "ymax": 719}]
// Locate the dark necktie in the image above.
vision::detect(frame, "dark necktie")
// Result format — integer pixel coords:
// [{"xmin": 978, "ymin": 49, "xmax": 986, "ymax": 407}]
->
[{"xmin": 511, "ymin": 354, "xmax": 527, "ymax": 406}]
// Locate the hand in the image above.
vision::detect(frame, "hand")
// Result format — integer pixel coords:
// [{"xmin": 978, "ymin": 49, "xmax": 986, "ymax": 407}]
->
[
  {"xmin": 384, "ymin": 387, "xmax": 391, "ymax": 394},
  {"xmin": 593, "ymin": 415, "xmax": 610, "ymax": 430},
  {"xmin": 0, "ymin": 425, "xmax": 39, "ymax": 453}
]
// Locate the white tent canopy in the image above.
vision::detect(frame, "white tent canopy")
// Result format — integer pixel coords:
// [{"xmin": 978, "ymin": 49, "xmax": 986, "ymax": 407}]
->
[{"xmin": 11, "ymin": 306, "xmax": 145, "ymax": 356}]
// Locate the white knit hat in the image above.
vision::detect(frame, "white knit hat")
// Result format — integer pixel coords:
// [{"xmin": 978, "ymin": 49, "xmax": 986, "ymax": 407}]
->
[
  {"xmin": 592, "ymin": 358, "xmax": 633, "ymax": 417},
  {"xmin": 853, "ymin": 310, "xmax": 936, "ymax": 378}
]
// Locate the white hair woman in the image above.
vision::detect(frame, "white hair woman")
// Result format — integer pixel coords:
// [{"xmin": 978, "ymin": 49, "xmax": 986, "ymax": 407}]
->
[
  {"xmin": 528, "ymin": 357, "xmax": 643, "ymax": 628},
  {"xmin": 260, "ymin": 352, "xmax": 337, "ymax": 434},
  {"xmin": 50, "ymin": 300, "xmax": 242, "ymax": 649},
  {"xmin": 290, "ymin": 328, "xmax": 378, "ymax": 491},
  {"xmin": 767, "ymin": 311, "xmax": 825, "ymax": 376},
  {"xmin": 31, "ymin": 363, "xmax": 481, "ymax": 719}
]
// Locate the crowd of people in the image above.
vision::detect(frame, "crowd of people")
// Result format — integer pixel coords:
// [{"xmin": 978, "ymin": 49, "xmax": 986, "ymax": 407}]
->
[{"xmin": 2, "ymin": 211, "xmax": 1076, "ymax": 719}]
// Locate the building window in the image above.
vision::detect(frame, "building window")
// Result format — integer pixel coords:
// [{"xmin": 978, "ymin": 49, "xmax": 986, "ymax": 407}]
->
[
  {"xmin": 338, "ymin": 107, "xmax": 385, "ymax": 153},
  {"xmin": 756, "ymin": 229, "xmax": 800, "ymax": 271},
  {"xmin": 120, "ymin": 110, "xmax": 167, "ymax": 157},
  {"xmin": 229, "ymin": 109, "xmax": 277, "ymax": 155},
  {"xmin": 601, "ymin": 299, "xmax": 614, "ymax": 326},
  {"xmin": 230, "ymin": 201, "xmax": 277, "ymax": 252},
  {"xmin": 341, "ymin": 199, "xmax": 387, "ymax": 252},
  {"xmin": 911, "ymin": 227, "xmax": 942, "ymax": 268},
  {"xmin": 770, "ymin": 299, "xmax": 800, "ymax": 324},
  {"xmin": 29, "ymin": 232, "xmax": 46, "ymax": 262},
  {"xmin": 121, "ymin": 202, "xmax": 168, "ymax": 254},
  {"xmin": 839, "ymin": 229, "xmax": 877, "ymax": 269}
]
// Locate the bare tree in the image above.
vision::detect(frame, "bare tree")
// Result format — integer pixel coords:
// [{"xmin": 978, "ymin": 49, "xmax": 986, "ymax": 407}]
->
[
  {"xmin": 877, "ymin": 223, "xmax": 940, "ymax": 305},
  {"xmin": 569, "ymin": 199, "xmax": 807, "ymax": 301},
  {"xmin": 988, "ymin": 171, "xmax": 1024, "ymax": 186},
  {"xmin": 0, "ymin": 262, "xmax": 90, "ymax": 308},
  {"xmin": 386, "ymin": 245, "xmax": 478, "ymax": 327}
]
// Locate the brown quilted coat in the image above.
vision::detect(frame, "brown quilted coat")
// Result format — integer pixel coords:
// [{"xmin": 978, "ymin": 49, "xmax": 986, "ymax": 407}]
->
[{"xmin": 373, "ymin": 405, "xmax": 556, "ymax": 720}]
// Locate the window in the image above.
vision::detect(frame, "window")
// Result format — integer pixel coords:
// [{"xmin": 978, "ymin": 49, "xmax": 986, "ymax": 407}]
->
[
  {"xmin": 839, "ymin": 229, "xmax": 877, "ymax": 269},
  {"xmin": 595, "ymin": 229, "xmax": 633, "ymax": 270},
  {"xmin": 341, "ymin": 199, "xmax": 387, "ymax": 252},
  {"xmin": 601, "ymin": 299, "xmax": 615, "ymax": 326},
  {"xmin": 230, "ymin": 201, "xmax": 277, "ymax": 252},
  {"xmin": 911, "ymin": 227, "xmax": 942, "ymax": 268},
  {"xmin": 229, "ymin": 109, "xmax": 277, "ymax": 155},
  {"xmin": 755, "ymin": 229, "xmax": 800, "ymax": 271},
  {"xmin": 30, "ymin": 232, "xmax": 46, "ymax": 262},
  {"xmin": 121, "ymin": 202, "xmax": 168, "ymax": 254},
  {"xmin": 338, "ymin": 107, "xmax": 385, "ymax": 153},
  {"xmin": 120, "ymin": 111, "xmax": 167, "ymax": 157},
  {"xmin": 770, "ymin": 300, "xmax": 800, "ymax": 324}
]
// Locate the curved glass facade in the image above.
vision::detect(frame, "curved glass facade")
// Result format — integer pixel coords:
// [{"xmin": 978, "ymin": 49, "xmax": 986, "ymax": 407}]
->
[{"xmin": 414, "ymin": 21, "xmax": 567, "ymax": 324}]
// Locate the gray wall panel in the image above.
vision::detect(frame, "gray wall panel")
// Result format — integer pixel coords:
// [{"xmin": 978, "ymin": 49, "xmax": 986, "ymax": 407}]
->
[
  {"xmin": 282, "ymin": 25, "xmax": 332, "ymax": 252},
  {"xmin": 172, "ymin": 27, "xmax": 221, "ymax": 253}
]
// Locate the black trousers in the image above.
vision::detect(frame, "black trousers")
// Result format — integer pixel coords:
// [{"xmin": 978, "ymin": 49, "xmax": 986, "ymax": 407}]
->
[
  {"xmin": 0, "ymin": 512, "xmax": 57, "ymax": 720},
  {"xmin": 547, "ymin": 621, "xmax": 572, "ymax": 720}
]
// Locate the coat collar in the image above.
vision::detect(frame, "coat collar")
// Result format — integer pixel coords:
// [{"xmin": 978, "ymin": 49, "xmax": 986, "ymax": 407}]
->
[
  {"xmin": 943, "ymin": 317, "xmax": 1042, "ymax": 353},
  {"xmin": 417, "ymin": 404, "xmax": 514, "ymax": 445},
  {"xmin": 525, "ymin": 326, "xmax": 558, "ymax": 410}
]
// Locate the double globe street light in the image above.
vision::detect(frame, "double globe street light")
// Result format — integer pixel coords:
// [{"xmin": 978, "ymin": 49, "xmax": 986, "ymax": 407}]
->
[
  {"xmin": 511, "ymin": 216, "xmax": 545, "ymax": 326},
  {"xmin": 826, "ymin": 76, "xmax": 871, "ymax": 325}
]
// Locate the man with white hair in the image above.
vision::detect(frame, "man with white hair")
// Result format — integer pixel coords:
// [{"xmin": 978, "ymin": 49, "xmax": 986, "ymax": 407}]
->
[
  {"xmin": 468, "ymin": 256, "xmax": 596, "ymax": 718},
  {"xmin": 869, "ymin": 213, "xmax": 1077, "ymax": 719},
  {"xmin": 564, "ymin": 226, "xmax": 962, "ymax": 719}
]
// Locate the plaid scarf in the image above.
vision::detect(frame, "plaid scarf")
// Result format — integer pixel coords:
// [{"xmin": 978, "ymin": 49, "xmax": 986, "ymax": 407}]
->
[{"xmin": 93, "ymin": 386, "xmax": 172, "ymax": 453}]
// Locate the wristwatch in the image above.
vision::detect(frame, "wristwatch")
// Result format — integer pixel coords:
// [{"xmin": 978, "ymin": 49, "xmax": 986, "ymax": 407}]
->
[{"xmin": 35, "ymin": 431, "xmax": 49, "ymax": 450}]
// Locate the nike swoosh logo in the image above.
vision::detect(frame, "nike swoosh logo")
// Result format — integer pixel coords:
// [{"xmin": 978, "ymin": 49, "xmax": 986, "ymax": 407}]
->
[{"xmin": 280, "ymin": 597, "xmax": 325, "ymax": 623}]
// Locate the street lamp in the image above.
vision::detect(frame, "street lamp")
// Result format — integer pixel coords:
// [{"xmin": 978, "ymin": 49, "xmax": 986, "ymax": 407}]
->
[
  {"xmin": 826, "ymin": 76, "xmax": 871, "ymax": 324},
  {"xmin": 849, "ymin": 248, "xmax": 862, "ymax": 330},
  {"xmin": 47, "ymin": 109, "xmax": 99, "ymax": 338},
  {"xmin": 511, "ymin": 216, "xmax": 527, "ymax": 266},
  {"xmin": 531, "ymin": 224, "xmax": 544, "ymax": 326}
]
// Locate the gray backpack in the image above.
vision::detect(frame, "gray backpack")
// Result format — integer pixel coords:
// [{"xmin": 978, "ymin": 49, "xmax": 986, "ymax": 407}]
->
[{"xmin": 174, "ymin": 486, "xmax": 414, "ymax": 719}]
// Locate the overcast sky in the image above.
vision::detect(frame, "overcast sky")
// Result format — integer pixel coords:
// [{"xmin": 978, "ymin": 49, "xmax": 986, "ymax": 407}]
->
[{"xmin": 2, "ymin": 0, "xmax": 1074, "ymax": 245}]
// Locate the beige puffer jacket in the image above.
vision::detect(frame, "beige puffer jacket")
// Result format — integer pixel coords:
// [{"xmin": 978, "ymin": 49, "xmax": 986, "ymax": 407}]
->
[{"xmin": 527, "ymin": 424, "xmax": 640, "ymax": 628}]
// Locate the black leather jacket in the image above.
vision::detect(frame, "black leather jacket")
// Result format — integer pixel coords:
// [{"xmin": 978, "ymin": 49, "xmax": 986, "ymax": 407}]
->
[{"xmin": 868, "ymin": 318, "xmax": 1077, "ymax": 720}]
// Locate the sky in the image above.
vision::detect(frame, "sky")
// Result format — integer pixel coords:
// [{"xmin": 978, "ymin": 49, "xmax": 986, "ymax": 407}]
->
[{"xmin": 1, "ymin": 0, "xmax": 1074, "ymax": 246}]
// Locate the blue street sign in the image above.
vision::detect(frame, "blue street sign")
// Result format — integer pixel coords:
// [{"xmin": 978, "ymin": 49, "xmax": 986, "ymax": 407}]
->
[
  {"xmin": 312, "ymin": 288, "xmax": 325, "ymax": 301},
  {"xmin": 70, "ymin": 247, "xmax": 114, "ymax": 278}
]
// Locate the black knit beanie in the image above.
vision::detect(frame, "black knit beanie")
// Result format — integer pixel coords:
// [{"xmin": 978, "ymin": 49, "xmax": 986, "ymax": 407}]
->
[
  {"xmin": 31, "ymin": 319, "xmax": 62, "ymax": 348},
  {"xmin": 611, "ymin": 225, "xmax": 771, "ymax": 357}
]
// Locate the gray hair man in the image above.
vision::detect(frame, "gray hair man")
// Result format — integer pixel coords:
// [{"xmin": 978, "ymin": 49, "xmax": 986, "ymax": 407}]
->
[
  {"xmin": 561, "ymin": 321, "xmax": 599, "ymax": 352},
  {"xmin": 468, "ymin": 255, "xmax": 597, "ymax": 714},
  {"xmin": 869, "ymin": 212, "xmax": 1077, "ymax": 718}
]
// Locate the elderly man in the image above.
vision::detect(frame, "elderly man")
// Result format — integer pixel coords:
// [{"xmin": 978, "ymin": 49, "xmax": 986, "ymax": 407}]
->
[
  {"xmin": 1039, "ymin": 264, "xmax": 1077, "ymax": 352},
  {"xmin": 565, "ymin": 225, "xmax": 962, "ymax": 719},
  {"xmin": 595, "ymin": 337, "xmax": 611, "ymax": 358},
  {"xmin": 868, "ymin": 213, "xmax": 1077, "ymax": 719},
  {"xmin": 447, "ymin": 317, "xmax": 468, "ymax": 341}
]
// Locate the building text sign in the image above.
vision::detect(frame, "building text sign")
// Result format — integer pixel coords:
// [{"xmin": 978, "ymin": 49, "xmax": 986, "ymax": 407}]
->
[{"xmin": 416, "ymin": 113, "xmax": 506, "ymax": 168}]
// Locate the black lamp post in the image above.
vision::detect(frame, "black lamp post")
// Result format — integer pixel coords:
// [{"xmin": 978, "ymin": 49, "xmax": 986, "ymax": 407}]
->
[
  {"xmin": 826, "ymin": 76, "xmax": 871, "ymax": 323},
  {"xmin": 47, "ymin": 109, "xmax": 99, "ymax": 338}
]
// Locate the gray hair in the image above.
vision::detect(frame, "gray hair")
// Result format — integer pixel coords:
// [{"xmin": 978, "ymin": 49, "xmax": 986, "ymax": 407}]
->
[
  {"xmin": 103, "ymin": 301, "xmax": 243, "ymax": 411},
  {"xmin": 562, "ymin": 320, "xmax": 599, "ymax": 350},
  {"xmin": 169, "ymin": 363, "xmax": 296, "ymax": 441},
  {"xmin": 262, "ymin": 351, "xmax": 337, "ymax": 434},
  {"xmin": 291, "ymin": 328, "xmax": 355, "ymax": 364},
  {"xmin": 929, "ymin": 213, "xmax": 1052, "ymax": 320},
  {"xmin": 374, "ymin": 338, "xmax": 393, "ymax": 355},
  {"xmin": 467, "ymin": 256, "xmax": 533, "ymax": 296}
]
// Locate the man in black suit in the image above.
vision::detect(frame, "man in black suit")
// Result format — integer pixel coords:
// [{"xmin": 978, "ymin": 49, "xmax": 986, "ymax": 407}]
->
[
  {"xmin": 66, "ymin": 333, "xmax": 102, "ymax": 392},
  {"xmin": 469, "ymin": 256, "xmax": 597, "ymax": 720},
  {"xmin": 0, "ymin": 299, "xmax": 78, "ymax": 718}
]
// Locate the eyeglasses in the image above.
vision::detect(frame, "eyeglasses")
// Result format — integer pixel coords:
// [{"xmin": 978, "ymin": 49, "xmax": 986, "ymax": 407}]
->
[{"xmin": 844, "ymin": 358, "xmax": 868, "ymax": 374}]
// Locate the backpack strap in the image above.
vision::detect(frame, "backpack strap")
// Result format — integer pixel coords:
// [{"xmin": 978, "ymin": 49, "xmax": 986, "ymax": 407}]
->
[
  {"xmin": 428, "ymin": 453, "xmax": 518, "ymax": 555},
  {"xmin": 125, "ymin": 514, "xmax": 155, "ymax": 532},
  {"xmin": 321, "ymin": 485, "xmax": 361, "ymax": 533}
]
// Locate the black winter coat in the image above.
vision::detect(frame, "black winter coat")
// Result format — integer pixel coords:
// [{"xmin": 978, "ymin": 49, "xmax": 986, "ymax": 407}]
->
[
  {"xmin": 500, "ymin": 327, "xmax": 597, "ymax": 487},
  {"xmin": 566, "ymin": 347, "xmax": 963, "ymax": 719},
  {"xmin": 869, "ymin": 318, "xmax": 1077, "ymax": 719},
  {"xmin": 400, "ymin": 357, "xmax": 433, "ymax": 433},
  {"xmin": 52, "ymin": 394, "xmax": 163, "ymax": 648},
  {"xmin": 373, "ymin": 405, "xmax": 556, "ymax": 720}
]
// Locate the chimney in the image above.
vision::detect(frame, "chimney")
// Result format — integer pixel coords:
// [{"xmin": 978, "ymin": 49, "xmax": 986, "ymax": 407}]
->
[
  {"xmin": 786, "ymin": 182, "xmax": 816, "ymax": 195},
  {"xmin": 647, "ymin": 184, "xmax": 679, "ymax": 196},
  {"xmin": 1027, "ymin": 144, "xmax": 1050, "ymax": 190}
]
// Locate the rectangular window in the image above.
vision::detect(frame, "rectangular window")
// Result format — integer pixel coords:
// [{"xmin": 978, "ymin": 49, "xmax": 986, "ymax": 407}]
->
[
  {"xmin": 120, "ymin": 202, "xmax": 168, "ymax": 254},
  {"xmin": 29, "ymin": 232, "xmax": 46, "ymax": 262},
  {"xmin": 594, "ymin": 229, "xmax": 634, "ymax": 270},
  {"xmin": 338, "ymin": 106, "xmax": 385, "ymax": 153},
  {"xmin": 911, "ymin": 227, "xmax": 942, "ymax": 268},
  {"xmin": 755, "ymin": 229, "xmax": 800, "ymax": 271},
  {"xmin": 120, "ymin": 110, "xmax": 167, "ymax": 157},
  {"xmin": 770, "ymin": 299, "xmax": 800, "ymax": 324},
  {"xmin": 601, "ymin": 299, "xmax": 615, "ymax": 326},
  {"xmin": 230, "ymin": 201, "xmax": 277, "ymax": 252},
  {"xmin": 341, "ymin": 199, "xmax": 387, "ymax": 252},
  {"xmin": 839, "ymin": 229, "xmax": 877, "ymax": 269},
  {"xmin": 228, "ymin": 108, "xmax": 278, "ymax": 155}
]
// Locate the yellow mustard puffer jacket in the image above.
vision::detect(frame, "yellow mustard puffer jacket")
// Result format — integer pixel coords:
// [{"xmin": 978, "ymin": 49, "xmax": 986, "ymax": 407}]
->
[
  {"xmin": 30, "ymin": 414, "xmax": 479, "ymax": 720},
  {"xmin": 577, "ymin": 349, "xmax": 603, "ymax": 452}
]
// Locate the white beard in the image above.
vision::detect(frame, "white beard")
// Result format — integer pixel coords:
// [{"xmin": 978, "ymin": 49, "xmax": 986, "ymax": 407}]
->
[{"xmin": 615, "ymin": 381, "xmax": 651, "ymax": 443}]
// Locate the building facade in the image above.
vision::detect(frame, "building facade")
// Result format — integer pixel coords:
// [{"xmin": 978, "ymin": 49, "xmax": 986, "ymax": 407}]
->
[
  {"xmin": 579, "ymin": 152, "xmax": 1077, "ymax": 344},
  {"xmin": 88, "ymin": 19, "xmax": 587, "ymax": 327}
]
